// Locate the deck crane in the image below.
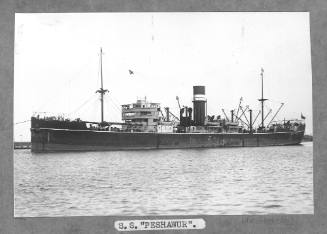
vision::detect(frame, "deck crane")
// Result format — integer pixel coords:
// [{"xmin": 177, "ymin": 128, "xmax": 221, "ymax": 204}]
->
[
  {"xmin": 176, "ymin": 96, "xmax": 181, "ymax": 110},
  {"xmin": 236, "ymin": 97, "xmax": 243, "ymax": 118},
  {"xmin": 234, "ymin": 107, "xmax": 250, "ymax": 128},
  {"xmin": 234, "ymin": 116, "xmax": 249, "ymax": 127},
  {"xmin": 235, "ymin": 106, "xmax": 249, "ymax": 123},
  {"xmin": 239, "ymin": 105, "xmax": 250, "ymax": 125},
  {"xmin": 164, "ymin": 110, "xmax": 180, "ymax": 122},
  {"xmin": 221, "ymin": 109, "xmax": 230, "ymax": 121},
  {"xmin": 160, "ymin": 109, "xmax": 166, "ymax": 120},
  {"xmin": 168, "ymin": 110, "xmax": 180, "ymax": 121},
  {"xmin": 252, "ymin": 110, "xmax": 261, "ymax": 126},
  {"xmin": 263, "ymin": 109, "xmax": 273, "ymax": 122},
  {"xmin": 267, "ymin": 103, "xmax": 284, "ymax": 126}
]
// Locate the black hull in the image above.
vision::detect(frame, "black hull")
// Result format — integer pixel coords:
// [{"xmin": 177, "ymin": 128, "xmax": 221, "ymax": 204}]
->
[{"xmin": 31, "ymin": 128, "xmax": 305, "ymax": 153}]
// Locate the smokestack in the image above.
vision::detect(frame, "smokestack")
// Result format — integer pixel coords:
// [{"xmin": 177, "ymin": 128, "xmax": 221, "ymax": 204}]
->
[{"xmin": 193, "ymin": 86, "xmax": 206, "ymax": 126}]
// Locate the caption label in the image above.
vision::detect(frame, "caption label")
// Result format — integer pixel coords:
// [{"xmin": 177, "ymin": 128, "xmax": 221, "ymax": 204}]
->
[{"xmin": 114, "ymin": 218, "xmax": 206, "ymax": 231}]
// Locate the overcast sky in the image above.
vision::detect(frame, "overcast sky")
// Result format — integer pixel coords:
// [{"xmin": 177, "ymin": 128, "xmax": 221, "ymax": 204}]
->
[{"xmin": 14, "ymin": 12, "xmax": 312, "ymax": 141}]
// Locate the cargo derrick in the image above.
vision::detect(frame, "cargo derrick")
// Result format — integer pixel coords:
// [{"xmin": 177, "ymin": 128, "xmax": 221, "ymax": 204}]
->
[
  {"xmin": 173, "ymin": 72, "xmax": 305, "ymax": 135},
  {"xmin": 175, "ymin": 85, "xmax": 243, "ymax": 133},
  {"xmin": 30, "ymin": 56, "xmax": 306, "ymax": 153}
]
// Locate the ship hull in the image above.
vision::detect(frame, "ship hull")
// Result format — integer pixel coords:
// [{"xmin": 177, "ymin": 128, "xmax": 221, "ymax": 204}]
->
[{"xmin": 31, "ymin": 128, "xmax": 305, "ymax": 153}]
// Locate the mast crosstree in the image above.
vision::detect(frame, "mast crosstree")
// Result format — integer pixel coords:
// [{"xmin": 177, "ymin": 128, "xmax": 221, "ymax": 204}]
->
[{"xmin": 96, "ymin": 48, "xmax": 109, "ymax": 123}]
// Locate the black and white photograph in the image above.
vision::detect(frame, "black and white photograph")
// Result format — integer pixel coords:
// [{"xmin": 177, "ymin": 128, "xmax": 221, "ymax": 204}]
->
[{"xmin": 14, "ymin": 12, "xmax": 313, "ymax": 217}]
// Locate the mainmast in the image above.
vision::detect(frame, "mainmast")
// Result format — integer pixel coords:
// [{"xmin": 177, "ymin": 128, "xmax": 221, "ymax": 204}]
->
[
  {"xmin": 258, "ymin": 68, "xmax": 268, "ymax": 128},
  {"xmin": 96, "ymin": 48, "xmax": 109, "ymax": 123}
]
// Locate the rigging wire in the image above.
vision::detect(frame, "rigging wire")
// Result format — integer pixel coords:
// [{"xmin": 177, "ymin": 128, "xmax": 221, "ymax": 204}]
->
[
  {"xmin": 108, "ymin": 94, "xmax": 123, "ymax": 112},
  {"xmin": 110, "ymin": 102, "xmax": 122, "ymax": 117},
  {"xmin": 34, "ymin": 56, "xmax": 94, "ymax": 112},
  {"xmin": 107, "ymin": 96, "xmax": 122, "ymax": 116},
  {"xmin": 14, "ymin": 119, "xmax": 31, "ymax": 125},
  {"xmin": 68, "ymin": 94, "xmax": 98, "ymax": 118},
  {"xmin": 78, "ymin": 97, "xmax": 99, "ymax": 121},
  {"xmin": 104, "ymin": 96, "xmax": 121, "ymax": 121},
  {"xmin": 267, "ymin": 98, "xmax": 284, "ymax": 104}
]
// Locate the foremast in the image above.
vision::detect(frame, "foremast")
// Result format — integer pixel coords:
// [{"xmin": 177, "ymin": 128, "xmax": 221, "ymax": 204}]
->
[{"xmin": 96, "ymin": 48, "xmax": 109, "ymax": 123}]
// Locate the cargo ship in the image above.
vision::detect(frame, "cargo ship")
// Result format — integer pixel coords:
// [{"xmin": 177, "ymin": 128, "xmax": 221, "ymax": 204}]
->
[{"xmin": 30, "ymin": 49, "xmax": 305, "ymax": 153}]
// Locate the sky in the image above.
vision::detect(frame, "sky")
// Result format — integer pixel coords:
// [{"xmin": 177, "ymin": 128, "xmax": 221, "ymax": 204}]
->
[{"xmin": 14, "ymin": 12, "xmax": 312, "ymax": 141}]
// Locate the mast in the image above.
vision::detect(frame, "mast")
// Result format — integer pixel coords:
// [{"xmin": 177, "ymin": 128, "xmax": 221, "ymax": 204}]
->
[
  {"xmin": 258, "ymin": 68, "xmax": 268, "ymax": 128},
  {"xmin": 96, "ymin": 48, "xmax": 108, "ymax": 123}
]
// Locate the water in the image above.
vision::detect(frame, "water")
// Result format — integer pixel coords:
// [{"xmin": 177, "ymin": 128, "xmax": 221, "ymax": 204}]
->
[{"xmin": 14, "ymin": 142, "xmax": 313, "ymax": 217}]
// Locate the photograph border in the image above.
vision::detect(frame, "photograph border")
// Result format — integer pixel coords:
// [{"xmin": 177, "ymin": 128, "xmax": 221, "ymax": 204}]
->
[{"xmin": 1, "ymin": 0, "xmax": 326, "ymax": 233}]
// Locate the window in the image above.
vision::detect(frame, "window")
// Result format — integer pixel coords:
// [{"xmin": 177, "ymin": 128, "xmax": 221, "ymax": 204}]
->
[
  {"xmin": 124, "ymin": 112, "xmax": 135, "ymax": 117},
  {"xmin": 140, "ymin": 111, "xmax": 152, "ymax": 115}
]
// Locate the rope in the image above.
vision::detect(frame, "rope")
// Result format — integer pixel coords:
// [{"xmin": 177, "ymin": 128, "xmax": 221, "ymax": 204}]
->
[
  {"xmin": 15, "ymin": 119, "xmax": 31, "ymax": 125},
  {"xmin": 87, "ymin": 98, "xmax": 99, "ymax": 121},
  {"xmin": 68, "ymin": 94, "xmax": 98, "ymax": 117},
  {"xmin": 106, "ymin": 97, "xmax": 121, "ymax": 117},
  {"xmin": 267, "ymin": 98, "xmax": 284, "ymax": 104},
  {"xmin": 109, "ymin": 96, "xmax": 123, "ymax": 113},
  {"xmin": 34, "ymin": 56, "xmax": 94, "ymax": 113}
]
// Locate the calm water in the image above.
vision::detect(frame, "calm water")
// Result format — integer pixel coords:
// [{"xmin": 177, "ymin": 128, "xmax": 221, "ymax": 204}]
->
[{"xmin": 14, "ymin": 142, "xmax": 313, "ymax": 217}]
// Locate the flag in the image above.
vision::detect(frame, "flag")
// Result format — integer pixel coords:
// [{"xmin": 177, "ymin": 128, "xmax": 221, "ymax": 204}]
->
[
  {"xmin": 301, "ymin": 113, "xmax": 306, "ymax": 119},
  {"xmin": 128, "ymin": 69, "xmax": 134, "ymax": 75}
]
